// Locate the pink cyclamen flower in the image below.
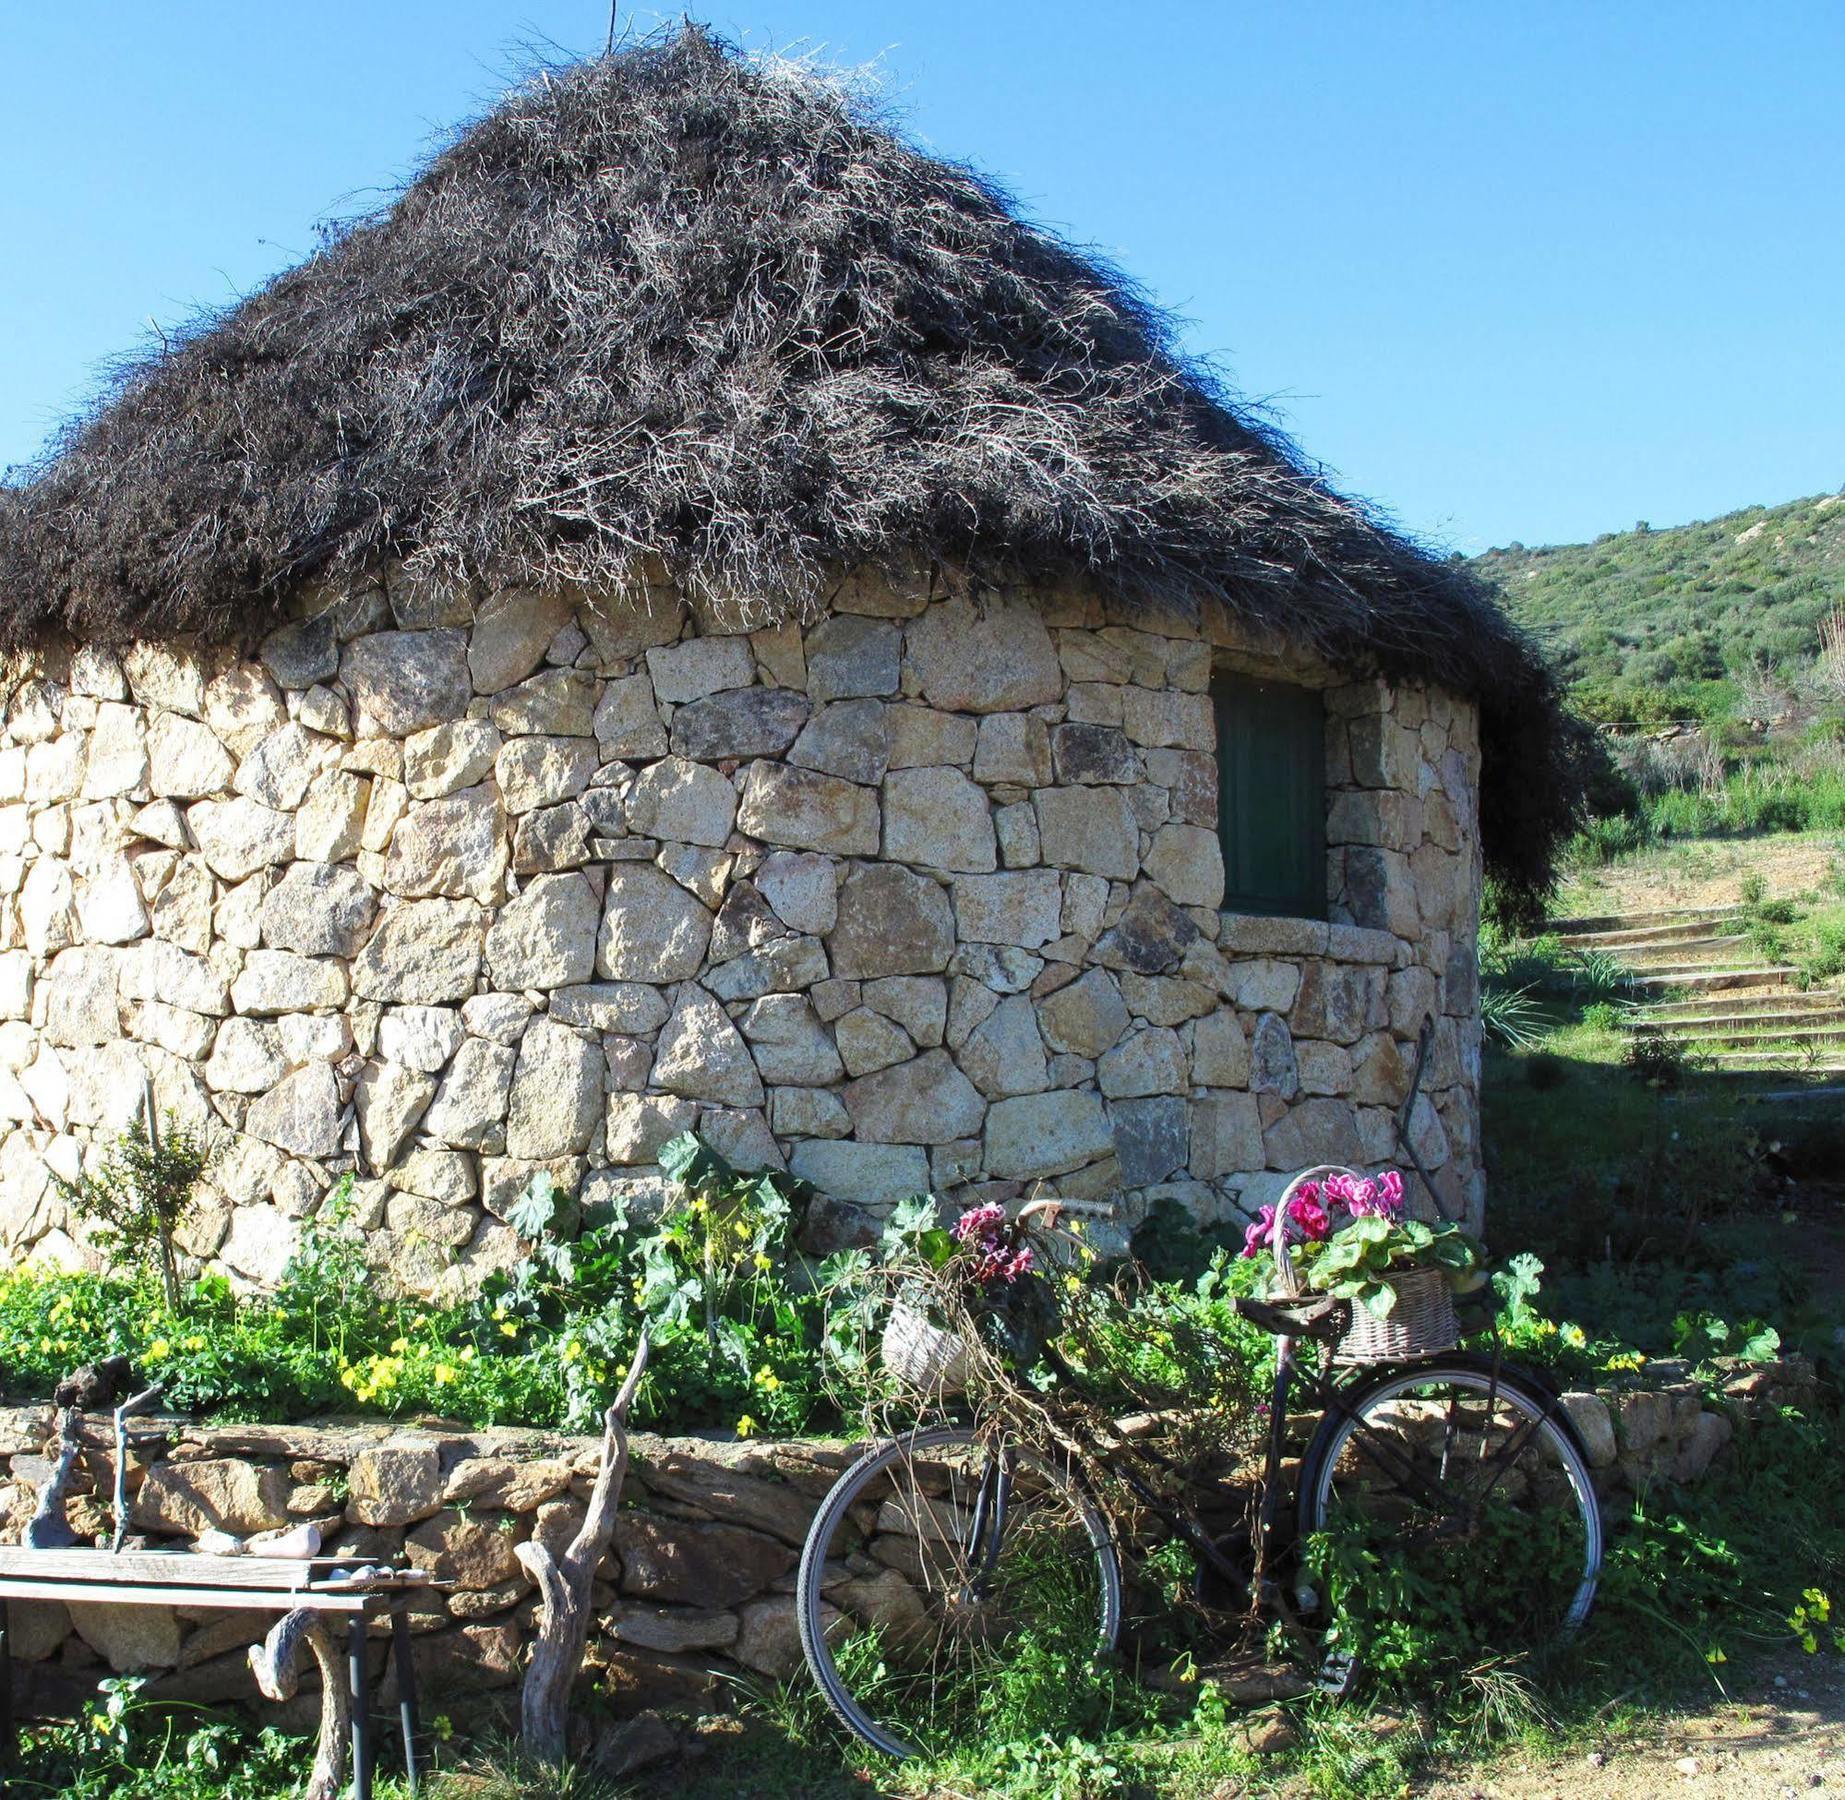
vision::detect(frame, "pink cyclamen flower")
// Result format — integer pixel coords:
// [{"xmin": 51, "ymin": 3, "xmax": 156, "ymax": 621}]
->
[
  {"xmin": 1240, "ymin": 1204, "xmax": 1279, "ymax": 1258},
  {"xmin": 1288, "ymin": 1196, "xmax": 1331, "ymax": 1241},
  {"xmin": 953, "ymin": 1203, "xmax": 1006, "ymax": 1244},
  {"xmin": 1378, "ymin": 1170, "xmax": 1405, "ymax": 1216}
]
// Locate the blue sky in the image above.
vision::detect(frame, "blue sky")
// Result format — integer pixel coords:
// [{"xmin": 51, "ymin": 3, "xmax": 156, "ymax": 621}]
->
[{"xmin": 3, "ymin": 2, "xmax": 1841, "ymax": 553}]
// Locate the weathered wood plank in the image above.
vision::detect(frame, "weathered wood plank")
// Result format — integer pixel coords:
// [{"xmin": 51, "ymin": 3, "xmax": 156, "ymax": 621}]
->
[{"xmin": 0, "ymin": 1579, "xmax": 384, "ymax": 1613}]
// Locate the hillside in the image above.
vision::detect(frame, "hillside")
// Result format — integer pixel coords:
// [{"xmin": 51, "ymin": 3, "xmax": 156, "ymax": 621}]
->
[{"xmin": 1470, "ymin": 490, "xmax": 1845, "ymax": 722}]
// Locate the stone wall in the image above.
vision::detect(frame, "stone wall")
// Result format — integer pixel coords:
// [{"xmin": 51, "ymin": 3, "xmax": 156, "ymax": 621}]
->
[
  {"xmin": 0, "ymin": 1362, "xmax": 1803, "ymax": 1715},
  {"xmin": 0, "ymin": 570, "xmax": 1484, "ymax": 1294}
]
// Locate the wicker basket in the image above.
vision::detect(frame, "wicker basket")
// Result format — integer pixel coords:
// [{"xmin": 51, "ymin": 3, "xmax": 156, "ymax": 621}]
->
[
  {"xmin": 881, "ymin": 1298, "xmax": 972, "ymax": 1395},
  {"xmin": 1332, "ymin": 1263, "xmax": 1461, "ymax": 1365},
  {"xmin": 1266, "ymin": 1165, "xmax": 1461, "ymax": 1365}
]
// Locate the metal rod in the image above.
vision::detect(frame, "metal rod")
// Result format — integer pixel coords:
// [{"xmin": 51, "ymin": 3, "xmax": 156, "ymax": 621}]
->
[
  {"xmin": 348, "ymin": 1618, "xmax": 372, "ymax": 1800},
  {"xmin": 391, "ymin": 1609, "xmax": 419, "ymax": 1794}
]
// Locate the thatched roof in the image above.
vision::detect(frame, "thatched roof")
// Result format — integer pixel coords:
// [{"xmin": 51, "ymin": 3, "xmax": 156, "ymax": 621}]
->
[{"xmin": 0, "ymin": 25, "xmax": 1583, "ymax": 903}]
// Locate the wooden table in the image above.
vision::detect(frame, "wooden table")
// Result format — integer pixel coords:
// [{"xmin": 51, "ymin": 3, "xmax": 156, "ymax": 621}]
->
[{"xmin": 0, "ymin": 1546, "xmax": 431, "ymax": 1799}]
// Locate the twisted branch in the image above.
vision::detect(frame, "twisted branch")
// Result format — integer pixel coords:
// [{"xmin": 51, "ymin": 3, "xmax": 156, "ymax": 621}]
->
[{"xmin": 248, "ymin": 1608, "xmax": 349, "ymax": 1800}]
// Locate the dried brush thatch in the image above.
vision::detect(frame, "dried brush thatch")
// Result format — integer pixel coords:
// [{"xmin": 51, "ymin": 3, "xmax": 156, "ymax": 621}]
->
[{"xmin": 0, "ymin": 24, "xmax": 1583, "ymax": 900}]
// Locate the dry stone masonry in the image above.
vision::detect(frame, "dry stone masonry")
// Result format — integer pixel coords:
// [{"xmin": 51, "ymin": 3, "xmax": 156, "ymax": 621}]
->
[
  {"xmin": 0, "ymin": 1360, "xmax": 1803, "ymax": 1709},
  {"xmin": 0, "ymin": 573, "xmax": 1484, "ymax": 1293}
]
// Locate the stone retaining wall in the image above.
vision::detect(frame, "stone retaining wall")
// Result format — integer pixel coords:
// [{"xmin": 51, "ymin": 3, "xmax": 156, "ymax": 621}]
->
[
  {"xmin": 0, "ymin": 1361, "xmax": 1808, "ymax": 1719},
  {"xmin": 0, "ymin": 571, "xmax": 1483, "ymax": 1295}
]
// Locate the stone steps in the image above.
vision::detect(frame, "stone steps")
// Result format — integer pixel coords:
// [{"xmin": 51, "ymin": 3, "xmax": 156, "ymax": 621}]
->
[{"xmin": 1550, "ymin": 907, "xmax": 1741, "ymax": 939}]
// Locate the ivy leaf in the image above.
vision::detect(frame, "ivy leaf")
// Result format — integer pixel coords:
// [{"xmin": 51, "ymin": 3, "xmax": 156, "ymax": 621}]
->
[{"xmin": 505, "ymin": 1171, "xmax": 558, "ymax": 1242}]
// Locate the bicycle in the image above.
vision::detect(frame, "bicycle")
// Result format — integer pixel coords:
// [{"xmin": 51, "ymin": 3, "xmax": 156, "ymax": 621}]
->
[{"xmin": 795, "ymin": 1170, "xmax": 1604, "ymax": 1761}]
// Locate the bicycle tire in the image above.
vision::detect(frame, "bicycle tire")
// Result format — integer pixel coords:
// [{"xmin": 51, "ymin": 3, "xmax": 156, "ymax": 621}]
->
[
  {"xmin": 796, "ymin": 1424, "xmax": 1123, "ymax": 1760},
  {"xmin": 1295, "ymin": 1354, "xmax": 1604, "ymax": 1651}
]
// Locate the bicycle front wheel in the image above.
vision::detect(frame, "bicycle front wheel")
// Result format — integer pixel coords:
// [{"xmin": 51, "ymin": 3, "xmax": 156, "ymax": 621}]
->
[
  {"xmin": 796, "ymin": 1424, "xmax": 1122, "ymax": 1760},
  {"xmin": 1296, "ymin": 1357, "xmax": 1603, "ymax": 1666}
]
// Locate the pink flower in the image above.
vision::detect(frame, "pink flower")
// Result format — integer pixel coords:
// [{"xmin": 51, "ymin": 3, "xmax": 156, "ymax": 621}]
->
[
  {"xmin": 1288, "ymin": 1196, "xmax": 1331, "ymax": 1240},
  {"xmin": 953, "ymin": 1203, "xmax": 1006, "ymax": 1244},
  {"xmin": 1379, "ymin": 1170, "xmax": 1405, "ymax": 1216},
  {"xmin": 1241, "ymin": 1204, "xmax": 1280, "ymax": 1258}
]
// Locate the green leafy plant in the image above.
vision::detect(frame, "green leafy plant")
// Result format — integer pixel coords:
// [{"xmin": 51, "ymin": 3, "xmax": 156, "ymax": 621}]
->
[
  {"xmin": 1480, "ymin": 983, "xmax": 1547, "ymax": 1050},
  {"xmin": 54, "ymin": 1111, "xmax": 213, "ymax": 1311}
]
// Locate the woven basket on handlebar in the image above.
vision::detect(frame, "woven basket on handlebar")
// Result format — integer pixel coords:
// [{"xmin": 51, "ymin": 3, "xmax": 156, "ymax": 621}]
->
[
  {"xmin": 881, "ymin": 1297, "xmax": 971, "ymax": 1395},
  {"xmin": 1270, "ymin": 1164, "xmax": 1461, "ymax": 1365},
  {"xmin": 1331, "ymin": 1262, "xmax": 1460, "ymax": 1365}
]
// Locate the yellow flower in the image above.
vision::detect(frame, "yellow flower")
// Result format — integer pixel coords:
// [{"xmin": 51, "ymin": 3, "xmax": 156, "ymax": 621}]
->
[
  {"xmin": 433, "ymin": 1363, "xmax": 456, "ymax": 1386},
  {"xmin": 459, "ymin": 1346, "xmax": 475, "ymax": 1363},
  {"xmin": 735, "ymin": 1414, "xmax": 759, "ymax": 1438},
  {"xmin": 184, "ymin": 1336, "xmax": 205, "ymax": 1352},
  {"xmin": 753, "ymin": 1252, "xmax": 772, "ymax": 1272},
  {"xmin": 390, "ymin": 1336, "xmax": 409, "ymax": 1354},
  {"xmin": 146, "ymin": 1338, "xmax": 171, "ymax": 1361},
  {"xmin": 500, "ymin": 1321, "xmax": 519, "ymax": 1337}
]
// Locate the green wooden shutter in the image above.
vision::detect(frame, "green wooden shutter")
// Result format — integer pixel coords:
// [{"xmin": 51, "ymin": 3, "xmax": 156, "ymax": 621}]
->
[{"xmin": 1214, "ymin": 674, "xmax": 1327, "ymax": 919}]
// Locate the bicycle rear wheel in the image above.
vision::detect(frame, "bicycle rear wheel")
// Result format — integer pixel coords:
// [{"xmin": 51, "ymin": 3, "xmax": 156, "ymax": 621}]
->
[
  {"xmin": 1296, "ymin": 1357, "xmax": 1602, "ymax": 1667},
  {"xmin": 796, "ymin": 1424, "xmax": 1122, "ymax": 1760}
]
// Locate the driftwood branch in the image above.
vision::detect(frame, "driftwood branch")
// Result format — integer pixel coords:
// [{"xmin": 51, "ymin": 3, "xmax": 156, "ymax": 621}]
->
[
  {"xmin": 516, "ymin": 1328, "xmax": 650, "ymax": 1764},
  {"xmin": 24, "ymin": 1408, "xmax": 81, "ymax": 1549},
  {"xmin": 248, "ymin": 1607, "xmax": 350, "ymax": 1800}
]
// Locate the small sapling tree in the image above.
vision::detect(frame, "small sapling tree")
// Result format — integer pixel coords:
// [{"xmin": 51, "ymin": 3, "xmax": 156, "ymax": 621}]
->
[{"xmin": 56, "ymin": 1109, "xmax": 213, "ymax": 1311}]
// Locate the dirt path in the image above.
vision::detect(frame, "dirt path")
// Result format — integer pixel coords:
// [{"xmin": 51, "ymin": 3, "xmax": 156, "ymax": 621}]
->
[
  {"xmin": 1416, "ymin": 1655, "xmax": 1845, "ymax": 1799},
  {"xmin": 1562, "ymin": 833, "xmax": 1840, "ymax": 918}
]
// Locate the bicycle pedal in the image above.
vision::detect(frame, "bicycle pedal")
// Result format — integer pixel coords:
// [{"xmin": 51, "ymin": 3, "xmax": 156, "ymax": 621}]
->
[{"xmin": 1316, "ymin": 1649, "xmax": 1358, "ymax": 1698}]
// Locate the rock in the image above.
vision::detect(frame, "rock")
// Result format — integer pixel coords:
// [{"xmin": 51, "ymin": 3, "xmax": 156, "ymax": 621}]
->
[
  {"xmin": 205, "ymin": 1018, "xmax": 289, "ymax": 1093},
  {"xmin": 787, "ymin": 697, "xmax": 890, "ymax": 788},
  {"xmin": 551, "ymin": 982, "xmax": 671, "ymax": 1035},
  {"xmin": 645, "ymin": 635, "xmax": 756, "ymax": 703},
  {"xmin": 468, "ymin": 588, "xmax": 574, "ymax": 693},
  {"xmin": 829, "ymin": 863, "xmax": 955, "ymax": 978},
  {"xmin": 652, "ymin": 986, "xmax": 765, "ymax": 1106},
  {"xmin": 789, "ymin": 1139, "xmax": 930, "ymax": 1205},
  {"xmin": 755, "ymin": 851, "xmax": 836, "ymax": 934},
  {"xmin": 1193, "ymin": 1011, "xmax": 1251, "ymax": 1087},
  {"xmin": 351, "ymin": 899, "xmax": 485, "ymax": 1004},
  {"xmin": 260, "ymin": 861, "xmax": 376, "ymax": 957},
  {"xmin": 995, "ymin": 801, "xmax": 1041, "ymax": 867},
  {"xmin": 1191, "ymin": 1091, "xmax": 1264, "ymax": 1178},
  {"xmin": 72, "ymin": 1603, "xmax": 183, "ymax": 1673},
  {"xmin": 952, "ymin": 870, "xmax": 1063, "ymax": 948},
  {"xmin": 590, "ymin": 1710, "xmax": 680, "ymax": 1781},
  {"xmin": 490, "ymin": 667, "xmax": 598, "ymax": 737},
  {"xmin": 739, "ymin": 994, "xmax": 844, "ymax": 1085},
  {"xmin": 504, "ymin": 1018, "xmax": 603, "ymax": 1158},
  {"xmin": 245, "ymin": 1063, "xmax": 344, "ymax": 1158},
  {"xmin": 378, "ymin": 1005, "xmax": 465, "ymax": 1072},
  {"xmin": 1037, "ymin": 968, "xmax": 1129, "ymax": 1058},
  {"xmin": 495, "ymin": 736, "xmax": 598, "ymax": 814},
  {"xmin": 296, "ymin": 684, "xmax": 350, "ymax": 739},
  {"xmin": 803, "ymin": 615, "xmax": 901, "ymax": 702},
  {"xmin": 971, "ymin": 711, "xmax": 1053, "ymax": 787},
  {"xmin": 984, "ymin": 1090, "xmax": 1114, "ymax": 1178},
  {"xmin": 20, "ymin": 859, "xmax": 75, "ymax": 958},
  {"xmin": 295, "ymin": 771, "xmax": 370, "ymax": 861},
  {"xmin": 340, "ymin": 630, "xmax": 471, "ymax": 736},
  {"xmin": 134, "ymin": 1459, "xmax": 290, "ymax": 1536},
  {"xmin": 1558, "ymin": 1393, "xmax": 1617, "ymax": 1469},
  {"xmin": 1249, "ymin": 1013, "xmax": 1300, "ymax": 1099},
  {"xmin": 234, "ymin": 724, "xmax": 321, "ymax": 812},
  {"xmin": 842, "ymin": 1048, "xmax": 984, "ymax": 1144},
  {"xmin": 421, "ymin": 1038, "xmax": 517, "ymax": 1150},
  {"xmin": 485, "ymin": 871, "xmax": 598, "ymax": 990},
  {"xmin": 671, "ymin": 687, "xmax": 810, "ymax": 760},
  {"xmin": 1049, "ymin": 721, "xmax": 1138, "ymax": 785},
  {"xmin": 1262, "ymin": 1097, "xmax": 1361, "ymax": 1170},
  {"xmin": 907, "ymin": 599, "xmax": 1062, "ymax": 712},
  {"xmin": 218, "ymin": 1205, "xmax": 300, "ymax": 1284},
  {"xmin": 605, "ymin": 1093, "xmax": 699, "ymax": 1164},
  {"xmin": 1110, "ymin": 1095, "xmax": 1190, "ymax": 1185},
  {"xmin": 835, "ymin": 1006, "xmax": 913, "ymax": 1077},
  {"xmin": 615, "ymin": 1513, "xmax": 796, "ymax": 1606},
  {"xmin": 593, "ymin": 673, "xmax": 668, "ymax": 758},
  {"xmin": 625, "ymin": 755, "xmax": 738, "ymax": 847},
  {"xmin": 1034, "ymin": 786, "xmax": 1139, "ymax": 879},
  {"xmin": 958, "ymin": 994, "xmax": 1049, "ymax": 1098},
  {"xmin": 82, "ymin": 702, "xmax": 149, "ymax": 798},
  {"xmin": 44, "ymin": 946, "xmax": 121, "ymax": 1046},
  {"xmin": 887, "ymin": 703, "xmax": 978, "ymax": 768},
  {"xmin": 736, "ymin": 761, "xmax": 879, "ymax": 856},
  {"xmin": 147, "ymin": 713, "xmax": 236, "ymax": 798},
  {"xmin": 1098, "ymin": 1026, "xmax": 1187, "ymax": 1098},
  {"xmin": 187, "ymin": 798, "xmax": 296, "ymax": 880},
  {"xmin": 1143, "ymin": 823, "xmax": 1225, "ymax": 908},
  {"xmin": 883, "ymin": 766, "xmax": 996, "ymax": 873},
  {"xmin": 231, "ymin": 950, "xmax": 349, "ymax": 1016},
  {"xmin": 733, "ymin": 1596, "xmax": 811, "ymax": 1679},
  {"xmin": 347, "ymin": 1441, "xmax": 444, "ymax": 1527},
  {"xmin": 1229, "ymin": 959, "xmax": 1301, "ymax": 1013},
  {"xmin": 861, "ymin": 975, "xmax": 947, "ymax": 1046},
  {"xmin": 597, "ymin": 864, "xmax": 712, "ymax": 982},
  {"xmin": 404, "ymin": 718, "xmax": 502, "ymax": 799},
  {"xmin": 1094, "ymin": 885, "xmax": 1202, "ymax": 975},
  {"xmin": 404, "ymin": 1509, "xmax": 523, "ymax": 1589},
  {"xmin": 512, "ymin": 801, "xmax": 592, "ymax": 873},
  {"xmin": 279, "ymin": 1012, "xmax": 351, "ymax": 1063},
  {"xmin": 260, "ymin": 616, "xmax": 340, "ymax": 690},
  {"xmin": 1673, "ymin": 1409, "xmax": 1733, "ymax": 1481}
]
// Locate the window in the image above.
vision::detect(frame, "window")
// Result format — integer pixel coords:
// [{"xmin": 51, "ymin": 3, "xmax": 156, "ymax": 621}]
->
[{"xmin": 1213, "ymin": 672, "xmax": 1326, "ymax": 919}]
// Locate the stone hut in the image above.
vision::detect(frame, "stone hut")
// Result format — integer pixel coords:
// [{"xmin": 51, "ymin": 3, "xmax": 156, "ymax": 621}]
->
[{"xmin": 0, "ymin": 30, "xmax": 1573, "ymax": 1291}]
